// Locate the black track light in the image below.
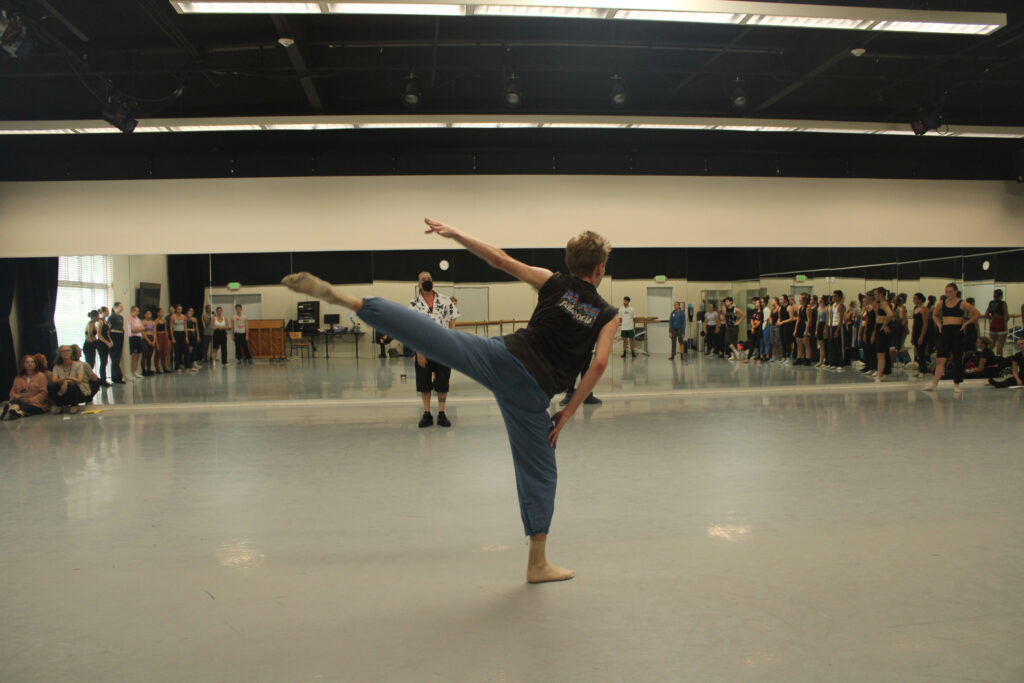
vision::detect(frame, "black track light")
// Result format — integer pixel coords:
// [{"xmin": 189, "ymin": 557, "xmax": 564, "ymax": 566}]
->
[
  {"xmin": 504, "ymin": 74, "xmax": 522, "ymax": 107},
  {"xmin": 102, "ymin": 98, "xmax": 137, "ymax": 134},
  {"xmin": 0, "ymin": 10, "xmax": 34, "ymax": 58},
  {"xmin": 911, "ymin": 109, "xmax": 943, "ymax": 135},
  {"xmin": 402, "ymin": 74, "xmax": 421, "ymax": 108},
  {"xmin": 609, "ymin": 75, "xmax": 626, "ymax": 107},
  {"xmin": 731, "ymin": 77, "xmax": 748, "ymax": 111}
]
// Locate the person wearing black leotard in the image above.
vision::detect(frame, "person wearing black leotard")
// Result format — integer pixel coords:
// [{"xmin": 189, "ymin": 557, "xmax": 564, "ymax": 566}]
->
[
  {"xmin": 793, "ymin": 293, "xmax": 809, "ymax": 366},
  {"xmin": 923, "ymin": 283, "xmax": 980, "ymax": 395},
  {"xmin": 871, "ymin": 287, "xmax": 894, "ymax": 382},
  {"xmin": 910, "ymin": 293, "xmax": 931, "ymax": 378},
  {"xmin": 778, "ymin": 294, "xmax": 797, "ymax": 363}
]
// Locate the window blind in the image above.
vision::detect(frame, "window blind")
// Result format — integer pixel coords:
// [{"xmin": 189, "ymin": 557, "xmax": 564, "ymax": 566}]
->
[{"xmin": 55, "ymin": 256, "xmax": 113, "ymax": 348}]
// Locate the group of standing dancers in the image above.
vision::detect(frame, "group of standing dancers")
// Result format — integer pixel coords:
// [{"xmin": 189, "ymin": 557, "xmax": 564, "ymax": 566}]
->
[
  {"xmin": 700, "ymin": 285, "xmax": 1019, "ymax": 394},
  {"xmin": 79, "ymin": 302, "xmax": 256, "ymax": 385}
]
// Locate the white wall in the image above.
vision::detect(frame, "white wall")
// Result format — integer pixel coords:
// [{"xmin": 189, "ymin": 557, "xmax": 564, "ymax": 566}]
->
[{"xmin": 3, "ymin": 175, "xmax": 1023, "ymax": 257}]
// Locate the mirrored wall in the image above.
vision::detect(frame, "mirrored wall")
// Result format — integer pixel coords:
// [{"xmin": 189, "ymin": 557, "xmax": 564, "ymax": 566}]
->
[{"xmin": 26, "ymin": 247, "xmax": 1023, "ymax": 407}]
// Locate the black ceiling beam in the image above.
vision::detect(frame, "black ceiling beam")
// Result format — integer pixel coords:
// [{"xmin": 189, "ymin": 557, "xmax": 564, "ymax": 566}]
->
[
  {"xmin": 271, "ymin": 15, "xmax": 323, "ymax": 113},
  {"xmin": 31, "ymin": 0, "xmax": 88, "ymax": 43}
]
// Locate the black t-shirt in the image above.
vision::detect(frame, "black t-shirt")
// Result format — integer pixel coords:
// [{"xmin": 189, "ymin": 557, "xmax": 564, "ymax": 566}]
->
[
  {"xmin": 1013, "ymin": 352, "xmax": 1024, "ymax": 370},
  {"xmin": 108, "ymin": 313, "xmax": 124, "ymax": 333},
  {"xmin": 502, "ymin": 273, "xmax": 617, "ymax": 398}
]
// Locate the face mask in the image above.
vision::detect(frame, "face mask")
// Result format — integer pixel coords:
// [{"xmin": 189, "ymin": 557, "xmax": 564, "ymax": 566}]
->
[{"xmin": 421, "ymin": 280, "xmax": 434, "ymax": 292}]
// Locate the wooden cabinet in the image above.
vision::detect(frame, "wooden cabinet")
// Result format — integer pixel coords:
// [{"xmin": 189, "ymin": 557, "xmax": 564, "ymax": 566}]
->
[{"xmin": 248, "ymin": 319, "xmax": 286, "ymax": 360}]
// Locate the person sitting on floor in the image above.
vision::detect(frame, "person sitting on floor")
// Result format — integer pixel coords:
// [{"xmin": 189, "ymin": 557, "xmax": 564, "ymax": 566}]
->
[
  {"xmin": 71, "ymin": 344, "xmax": 102, "ymax": 399},
  {"xmin": 965, "ymin": 336, "xmax": 1000, "ymax": 380},
  {"xmin": 3, "ymin": 355, "xmax": 51, "ymax": 421},
  {"xmin": 989, "ymin": 338, "xmax": 1024, "ymax": 389},
  {"xmin": 48, "ymin": 345, "xmax": 91, "ymax": 414}
]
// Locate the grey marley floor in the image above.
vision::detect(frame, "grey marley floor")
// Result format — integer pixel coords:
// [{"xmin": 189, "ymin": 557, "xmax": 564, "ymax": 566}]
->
[{"xmin": 2, "ymin": 355, "xmax": 1023, "ymax": 682}]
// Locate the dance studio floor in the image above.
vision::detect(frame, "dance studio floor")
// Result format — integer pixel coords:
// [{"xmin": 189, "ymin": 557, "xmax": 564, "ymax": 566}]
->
[{"xmin": 2, "ymin": 357, "xmax": 1023, "ymax": 682}]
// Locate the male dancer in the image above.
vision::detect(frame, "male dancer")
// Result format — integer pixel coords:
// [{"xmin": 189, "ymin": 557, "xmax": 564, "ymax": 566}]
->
[
  {"xmin": 282, "ymin": 218, "xmax": 619, "ymax": 583},
  {"xmin": 409, "ymin": 271, "xmax": 457, "ymax": 428}
]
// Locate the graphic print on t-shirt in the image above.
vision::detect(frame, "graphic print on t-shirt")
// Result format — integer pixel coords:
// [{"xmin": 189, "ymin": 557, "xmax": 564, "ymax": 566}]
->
[{"xmin": 558, "ymin": 289, "xmax": 601, "ymax": 327}]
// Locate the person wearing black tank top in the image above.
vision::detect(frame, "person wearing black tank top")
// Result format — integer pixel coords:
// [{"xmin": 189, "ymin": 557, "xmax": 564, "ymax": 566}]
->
[
  {"xmin": 923, "ymin": 283, "xmax": 980, "ymax": 394},
  {"xmin": 871, "ymin": 288, "xmax": 894, "ymax": 382},
  {"xmin": 282, "ymin": 218, "xmax": 620, "ymax": 584},
  {"xmin": 910, "ymin": 293, "xmax": 931, "ymax": 378}
]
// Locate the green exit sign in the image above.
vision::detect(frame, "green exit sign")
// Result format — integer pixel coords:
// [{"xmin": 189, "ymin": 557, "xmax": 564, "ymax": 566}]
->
[
  {"xmin": 227, "ymin": 282, "xmax": 241, "ymax": 291},
  {"xmin": 795, "ymin": 274, "xmax": 807, "ymax": 282},
  {"xmin": 654, "ymin": 275, "xmax": 667, "ymax": 283}
]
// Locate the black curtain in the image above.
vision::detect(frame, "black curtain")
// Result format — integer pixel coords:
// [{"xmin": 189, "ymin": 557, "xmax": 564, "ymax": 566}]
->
[
  {"xmin": 167, "ymin": 254, "xmax": 209, "ymax": 315},
  {"xmin": 15, "ymin": 258, "xmax": 59, "ymax": 367},
  {"xmin": 0, "ymin": 259, "xmax": 17, "ymax": 394}
]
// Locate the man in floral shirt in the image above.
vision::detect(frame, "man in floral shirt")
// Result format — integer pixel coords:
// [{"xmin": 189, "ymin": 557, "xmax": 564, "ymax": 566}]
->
[{"xmin": 408, "ymin": 271, "xmax": 457, "ymax": 427}]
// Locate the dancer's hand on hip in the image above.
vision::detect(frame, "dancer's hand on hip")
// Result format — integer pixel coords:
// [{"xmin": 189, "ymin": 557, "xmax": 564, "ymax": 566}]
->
[
  {"xmin": 424, "ymin": 218, "xmax": 460, "ymax": 239},
  {"xmin": 548, "ymin": 409, "xmax": 573, "ymax": 448}
]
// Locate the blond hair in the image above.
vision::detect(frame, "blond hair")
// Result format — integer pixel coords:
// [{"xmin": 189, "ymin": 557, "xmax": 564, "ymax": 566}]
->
[{"xmin": 565, "ymin": 231, "xmax": 611, "ymax": 278}]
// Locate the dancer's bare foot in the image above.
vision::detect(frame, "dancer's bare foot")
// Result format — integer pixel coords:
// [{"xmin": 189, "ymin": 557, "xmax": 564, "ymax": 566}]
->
[
  {"xmin": 526, "ymin": 533, "xmax": 572, "ymax": 583},
  {"xmin": 527, "ymin": 563, "xmax": 575, "ymax": 584},
  {"xmin": 281, "ymin": 272, "xmax": 361, "ymax": 311}
]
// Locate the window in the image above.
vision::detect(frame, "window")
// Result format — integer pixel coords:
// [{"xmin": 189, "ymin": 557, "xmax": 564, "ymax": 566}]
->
[{"xmin": 55, "ymin": 256, "xmax": 113, "ymax": 348}]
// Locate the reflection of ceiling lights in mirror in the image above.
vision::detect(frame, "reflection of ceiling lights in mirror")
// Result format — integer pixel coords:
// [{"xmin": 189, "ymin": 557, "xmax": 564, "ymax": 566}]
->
[
  {"xmin": 2, "ymin": 116, "xmax": 1023, "ymax": 139},
  {"xmin": 168, "ymin": 1, "xmax": 1007, "ymax": 35}
]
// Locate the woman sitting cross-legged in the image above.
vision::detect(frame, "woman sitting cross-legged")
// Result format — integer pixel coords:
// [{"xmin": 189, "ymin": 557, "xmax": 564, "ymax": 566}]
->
[
  {"xmin": 47, "ymin": 345, "xmax": 92, "ymax": 414},
  {"xmin": 2, "ymin": 355, "xmax": 51, "ymax": 421}
]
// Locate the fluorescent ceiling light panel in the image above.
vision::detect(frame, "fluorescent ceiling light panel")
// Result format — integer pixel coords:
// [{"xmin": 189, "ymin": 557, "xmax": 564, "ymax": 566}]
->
[
  {"xmin": 169, "ymin": 0, "xmax": 1006, "ymax": 35},
  {"xmin": 264, "ymin": 123, "xmax": 356, "ymax": 130},
  {"xmin": 631, "ymin": 123, "xmax": 714, "ymax": 130},
  {"xmin": 544, "ymin": 122, "xmax": 627, "ymax": 128},
  {"xmin": 72, "ymin": 127, "xmax": 119, "ymax": 134},
  {"xmin": 169, "ymin": 124, "xmax": 263, "ymax": 131},
  {"xmin": 451, "ymin": 122, "xmax": 537, "ymax": 128},
  {"xmin": 328, "ymin": 2, "xmax": 464, "ymax": 14},
  {"xmin": 745, "ymin": 15, "xmax": 872, "ymax": 30},
  {"xmin": 615, "ymin": 10, "xmax": 742, "ymax": 23},
  {"xmin": 174, "ymin": 2, "xmax": 320, "ymax": 11},
  {"xmin": 872, "ymin": 20, "xmax": 999, "ymax": 35},
  {"xmin": 474, "ymin": 5, "xmax": 605, "ymax": 18},
  {"xmin": 715, "ymin": 125, "xmax": 799, "ymax": 132},
  {"xmin": 359, "ymin": 122, "xmax": 447, "ymax": 128},
  {"xmin": 0, "ymin": 128, "xmax": 77, "ymax": 135}
]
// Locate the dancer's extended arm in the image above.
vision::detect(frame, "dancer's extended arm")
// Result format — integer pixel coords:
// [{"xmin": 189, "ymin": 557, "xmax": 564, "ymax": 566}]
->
[
  {"xmin": 424, "ymin": 218, "xmax": 553, "ymax": 290},
  {"xmin": 548, "ymin": 316, "xmax": 619, "ymax": 448}
]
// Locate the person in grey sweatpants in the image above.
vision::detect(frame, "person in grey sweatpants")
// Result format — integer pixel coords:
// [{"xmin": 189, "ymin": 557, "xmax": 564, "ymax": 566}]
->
[{"xmin": 281, "ymin": 218, "xmax": 619, "ymax": 584}]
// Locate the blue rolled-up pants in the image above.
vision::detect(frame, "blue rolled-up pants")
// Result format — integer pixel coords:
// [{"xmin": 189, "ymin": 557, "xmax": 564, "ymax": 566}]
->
[{"xmin": 358, "ymin": 297, "xmax": 557, "ymax": 536}]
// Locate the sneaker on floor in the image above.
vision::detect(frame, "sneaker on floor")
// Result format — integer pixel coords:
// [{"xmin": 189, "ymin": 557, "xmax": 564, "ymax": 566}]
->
[
  {"xmin": 921, "ymin": 384, "xmax": 937, "ymax": 392},
  {"xmin": 68, "ymin": 406, "xmax": 81, "ymax": 414},
  {"xmin": 237, "ymin": 359, "xmax": 242, "ymax": 365},
  {"xmin": 559, "ymin": 392, "xmax": 574, "ymax": 407},
  {"xmin": 418, "ymin": 412, "xmax": 433, "ymax": 428},
  {"xmin": 436, "ymin": 411, "xmax": 451, "ymax": 428},
  {"xmin": 248, "ymin": 359, "xmax": 255, "ymax": 365},
  {"xmin": 1, "ymin": 403, "xmax": 9, "ymax": 421},
  {"xmin": 583, "ymin": 393, "xmax": 602, "ymax": 405},
  {"xmin": 631, "ymin": 351, "xmax": 637, "ymax": 358}
]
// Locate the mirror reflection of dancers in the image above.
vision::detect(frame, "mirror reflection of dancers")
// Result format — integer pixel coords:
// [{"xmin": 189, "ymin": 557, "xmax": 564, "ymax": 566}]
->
[
  {"xmin": 871, "ymin": 287, "xmax": 894, "ymax": 382},
  {"xmin": 922, "ymin": 283, "xmax": 980, "ymax": 395},
  {"xmin": 282, "ymin": 219, "xmax": 620, "ymax": 584}
]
